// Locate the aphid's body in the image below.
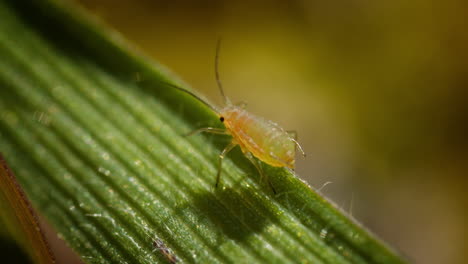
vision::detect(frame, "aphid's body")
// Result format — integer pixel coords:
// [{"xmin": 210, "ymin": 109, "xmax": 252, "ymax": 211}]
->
[
  {"xmin": 168, "ymin": 40, "xmax": 305, "ymax": 193},
  {"xmin": 221, "ymin": 105, "xmax": 295, "ymax": 169}
]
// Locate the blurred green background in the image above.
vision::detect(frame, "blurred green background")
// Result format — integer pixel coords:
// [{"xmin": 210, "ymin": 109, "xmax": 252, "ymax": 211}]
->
[{"xmin": 72, "ymin": 0, "xmax": 467, "ymax": 263}]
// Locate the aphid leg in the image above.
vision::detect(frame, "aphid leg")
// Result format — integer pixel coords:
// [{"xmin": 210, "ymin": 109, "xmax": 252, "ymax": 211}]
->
[
  {"xmin": 245, "ymin": 153, "xmax": 277, "ymax": 194},
  {"xmin": 286, "ymin": 130, "xmax": 306, "ymax": 158},
  {"xmin": 292, "ymin": 138, "xmax": 306, "ymax": 158},
  {"xmin": 186, "ymin": 127, "xmax": 228, "ymax": 137},
  {"xmin": 216, "ymin": 142, "xmax": 237, "ymax": 188}
]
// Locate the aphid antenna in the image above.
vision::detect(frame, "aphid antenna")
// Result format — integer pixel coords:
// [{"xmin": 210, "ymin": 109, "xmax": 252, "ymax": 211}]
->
[
  {"xmin": 157, "ymin": 81, "xmax": 220, "ymax": 114},
  {"xmin": 215, "ymin": 38, "xmax": 232, "ymax": 106}
]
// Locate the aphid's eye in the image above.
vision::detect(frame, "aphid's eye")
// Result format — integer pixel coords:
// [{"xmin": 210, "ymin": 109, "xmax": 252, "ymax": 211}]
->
[{"xmin": 220, "ymin": 116, "xmax": 225, "ymax": 122}]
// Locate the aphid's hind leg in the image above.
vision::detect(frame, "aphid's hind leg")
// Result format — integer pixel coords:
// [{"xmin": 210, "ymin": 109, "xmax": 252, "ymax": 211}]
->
[
  {"xmin": 245, "ymin": 153, "xmax": 277, "ymax": 194},
  {"xmin": 186, "ymin": 127, "xmax": 228, "ymax": 137},
  {"xmin": 216, "ymin": 142, "xmax": 237, "ymax": 188},
  {"xmin": 287, "ymin": 130, "xmax": 306, "ymax": 159}
]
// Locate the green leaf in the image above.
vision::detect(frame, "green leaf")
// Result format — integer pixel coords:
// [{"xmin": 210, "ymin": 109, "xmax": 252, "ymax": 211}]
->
[{"xmin": 0, "ymin": 1, "xmax": 407, "ymax": 263}]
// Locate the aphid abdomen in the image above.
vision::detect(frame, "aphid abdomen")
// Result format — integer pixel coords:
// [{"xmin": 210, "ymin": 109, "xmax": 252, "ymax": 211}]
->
[
  {"xmin": 221, "ymin": 106, "xmax": 295, "ymax": 168},
  {"xmin": 262, "ymin": 122, "xmax": 296, "ymax": 167}
]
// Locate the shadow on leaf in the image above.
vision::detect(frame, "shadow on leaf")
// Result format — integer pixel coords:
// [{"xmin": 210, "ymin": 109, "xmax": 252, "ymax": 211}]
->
[{"xmin": 189, "ymin": 187, "xmax": 269, "ymax": 243}]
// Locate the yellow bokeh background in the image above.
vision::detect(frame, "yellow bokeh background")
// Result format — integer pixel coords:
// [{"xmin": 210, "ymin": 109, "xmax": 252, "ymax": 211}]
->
[{"xmin": 75, "ymin": 1, "xmax": 468, "ymax": 263}]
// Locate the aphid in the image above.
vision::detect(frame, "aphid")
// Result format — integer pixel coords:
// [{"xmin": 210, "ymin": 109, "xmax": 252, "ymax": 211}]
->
[{"xmin": 167, "ymin": 40, "xmax": 305, "ymax": 193}]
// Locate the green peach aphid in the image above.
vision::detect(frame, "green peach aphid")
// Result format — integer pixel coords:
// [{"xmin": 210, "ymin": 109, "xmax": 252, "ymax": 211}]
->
[{"xmin": 167, "ymin": 41, "xmax": 305, "ymax": 193}]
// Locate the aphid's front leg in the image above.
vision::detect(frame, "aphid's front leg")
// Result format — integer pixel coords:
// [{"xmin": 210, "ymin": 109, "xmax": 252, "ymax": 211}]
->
[
  {"xmin": 245, "ymin": 152, "xmax": 277, "ymax": 194},
  {"xmin": 216, "ymin": 142, "xmax": 237, "ymax": 188},
  {"xmin": 186, "ymin": 127, "xmax": 228, "ymax": 137}
]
